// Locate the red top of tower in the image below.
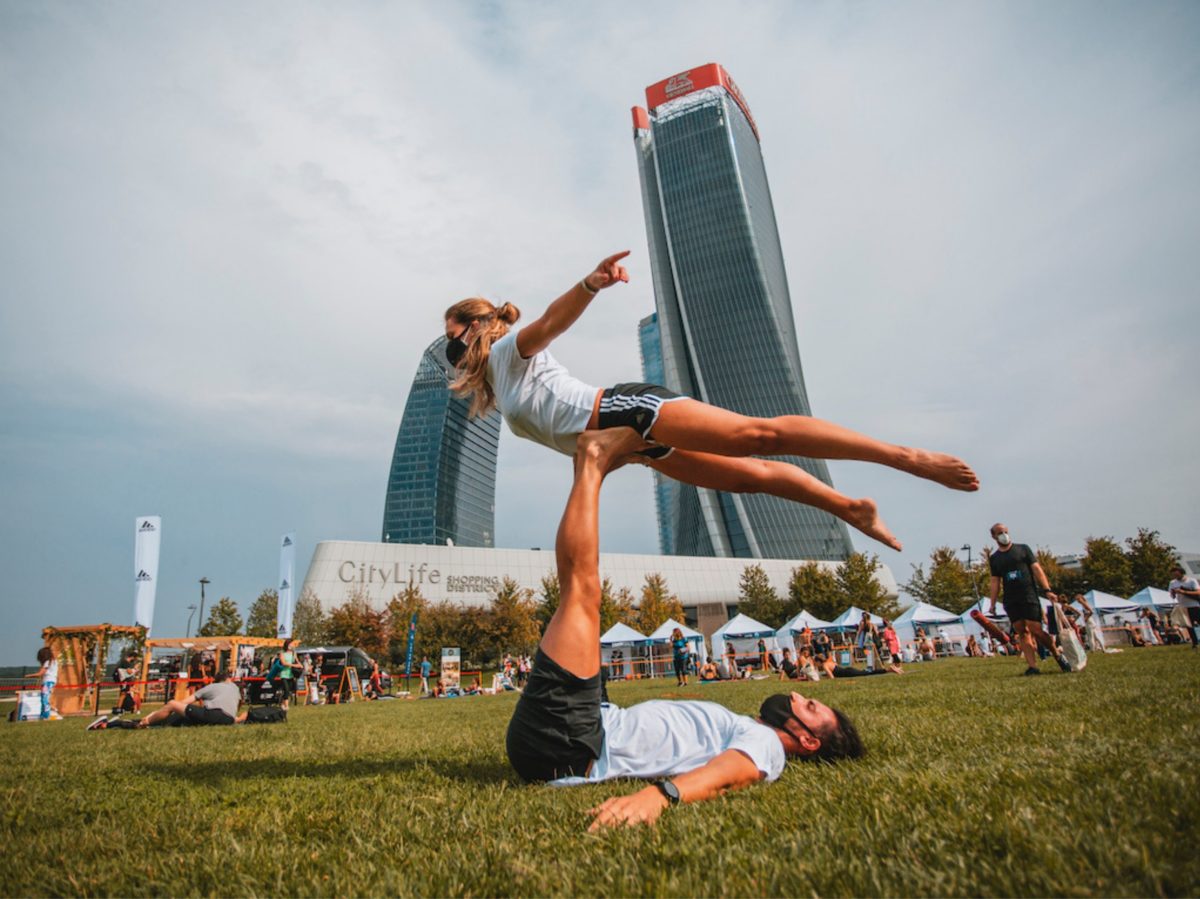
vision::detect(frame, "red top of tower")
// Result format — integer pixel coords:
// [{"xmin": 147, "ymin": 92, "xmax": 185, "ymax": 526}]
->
[{"xmin": 644, "ymin": 63, "xmax": 759, "ymax": 139}]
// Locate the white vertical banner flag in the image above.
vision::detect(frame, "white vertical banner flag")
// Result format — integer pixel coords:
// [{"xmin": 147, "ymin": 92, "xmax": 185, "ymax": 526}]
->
[
  {"xmin": 133, "ymin": 516, "xmax": 161, "ymax": 634},
  {"xmin": 277, "ymin": 532, "xmax": 296, "ymax": 639}
]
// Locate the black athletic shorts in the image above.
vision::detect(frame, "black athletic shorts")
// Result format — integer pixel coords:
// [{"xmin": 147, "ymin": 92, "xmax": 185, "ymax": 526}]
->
[
  {"xmin": 184, "ymin": 705, "xmax": 235, "ymax": 726},
  {"xmin": 597, "ymin": 383, "xmax": 686, "ymax": 460},
  {"xmin": 1004, "ymin": 598, "xmax": 1043, "ymax": 624},
  {"xmin": 506, "ymin": 649, "xmax": 604, "ymax": 783}
]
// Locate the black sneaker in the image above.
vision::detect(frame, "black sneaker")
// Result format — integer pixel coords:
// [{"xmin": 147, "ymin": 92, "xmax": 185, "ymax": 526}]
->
[
  {"xmin": 86, "ymin": 715, "xmax": 109, "ymax": 731},
  {"xmin": 1055, "ymin": 653, "xmax": 1071, "ymax": 672},
  {"xmin": 1023, "ymin": 667, "xmax": 1041, "ymax": 677}
]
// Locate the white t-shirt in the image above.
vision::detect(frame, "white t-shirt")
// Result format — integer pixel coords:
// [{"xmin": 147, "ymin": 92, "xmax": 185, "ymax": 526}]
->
[
  {"xmin": 1170, "ymin": 576, "xmax": 1200, "ymax": 609},
  {"xmin": 42, "ymin": 658, "xmax": 58, "ymax": 684},
  {"xmin": 551, "ymin": 700, "xmax": 786, "ymax": 786},
  {"xmin": 487, "ymin": 331, "xmax": 598, "ymax": 455}
]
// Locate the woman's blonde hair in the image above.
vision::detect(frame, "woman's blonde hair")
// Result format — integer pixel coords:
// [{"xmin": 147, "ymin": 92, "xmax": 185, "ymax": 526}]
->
[{"xmin": 444, "ymin": 297, "xmax": 521, "ymax": 417}]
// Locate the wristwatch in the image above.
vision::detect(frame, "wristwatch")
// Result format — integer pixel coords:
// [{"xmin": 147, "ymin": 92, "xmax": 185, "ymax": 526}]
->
[{"xmin": 654, "ymin": 779, "xmax": 681, "ymax": 805}]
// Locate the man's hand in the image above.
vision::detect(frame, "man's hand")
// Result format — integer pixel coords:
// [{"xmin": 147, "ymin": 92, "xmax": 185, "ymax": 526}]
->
[
  {"xmin": 584, "ymin": 251, "xmax": 631, "ymax": 292},
  {"xmin": 587, "ymin": 785, "xmax": 668, "ymax": 832}
]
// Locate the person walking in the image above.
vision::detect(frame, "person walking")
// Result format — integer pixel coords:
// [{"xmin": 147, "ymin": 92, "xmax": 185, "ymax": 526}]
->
[
  {"xmin": 671, "ymin": 628, "xmax": 690, "ymax": 687},
  {"xmin": 986, "ymin": 523, "xmax": 1071, "ymax": 676},
  {"xmin": 441, "ymin": 252, "xmax": 980, "ymax": 553},
  {"xmin": 1168, "ymin": 564, "xmax": 1200, "ymax": 648},
  {"xmin": 419, "ymin": 656, "xmax": 432, "ymax": 695},
  {"xmin": 273, "ymin": 638, "xmax": 302, "ymax": 711}
]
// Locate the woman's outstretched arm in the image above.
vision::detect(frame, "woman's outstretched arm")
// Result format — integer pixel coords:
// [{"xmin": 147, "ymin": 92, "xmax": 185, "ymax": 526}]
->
[{"xmin": 516, "ymin": 251, "xmax": 630, "ymax": 358}]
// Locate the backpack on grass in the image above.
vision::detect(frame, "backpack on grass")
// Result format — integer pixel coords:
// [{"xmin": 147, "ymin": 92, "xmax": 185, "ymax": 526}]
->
[{"xmin": 245, "ymin": 706, "xmax": 287, "ymax": 725}]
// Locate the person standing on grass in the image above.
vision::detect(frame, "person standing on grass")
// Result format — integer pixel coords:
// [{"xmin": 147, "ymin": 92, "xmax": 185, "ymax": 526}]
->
[
  {"xmin": 273, "ymin": 639, "xmax": 302, "ymax": 712},
  {"xmin": 881, "ymin": 620, "xmax": 902, "ymax": 669},
  {"xmin": 1168, "ymin": 565, "xmax": 1200, "ymax": 648},
  {"xmin": 671, "ymin": 628, "xmax": 690, "ymax": 687},
  {"xmin": 504, "ymin": 427, "xmax": 864, "ymax": 830},
  {"xmin": 442, "ymin": 252, "xmax": 981, "ymax": 554},
  {"xmin": 24, "ymin": 646, "xmax": 58, "ymax": 720},
  {"xmin": 420, "ymin": 656, "xmax": 432, "ymax": 695},
  {"xmin": 987, "ymin": 523, "xmax": 1071, "ymax": 676}
]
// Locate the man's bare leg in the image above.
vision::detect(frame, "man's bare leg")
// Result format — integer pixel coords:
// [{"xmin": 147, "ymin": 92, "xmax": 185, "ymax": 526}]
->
[
  {"xmin": 539, "ymin": 428, "xmax": 648, "ymax": 679},
  {"xmin": 137, "ymin": 698, "xmax": 189, "ymax": 727}
]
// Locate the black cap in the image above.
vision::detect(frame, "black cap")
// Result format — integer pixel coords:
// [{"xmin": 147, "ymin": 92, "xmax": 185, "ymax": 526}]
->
[{"xmin": 759, "ymin": 693, "xmax": 797, "ymax": 731}]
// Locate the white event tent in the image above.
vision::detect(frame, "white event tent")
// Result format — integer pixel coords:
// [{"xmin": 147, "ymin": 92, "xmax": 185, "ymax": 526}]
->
[
  {"xmin": 774, "ymin": 610, "xmax": 834, "ymax": 658},
  {"xmin": 828, "ymin": 606, "xmax": 884, "ymax": 633},
  {"xmin": 600, "ymin": 622, "xmax": 650, "ymax": 677},
  {"xmin": 647, "ymin": 618, "xmax": 709, "ymax": 667},
  {"xmin": 711, "ymin": 613, "xmax": 777, "ymax": 676},
  {"xmin": 893, "ymin": 602, "xmax": 966, "ymax": 647},
  {"xmin": 1128, "ymin": 586, "xmax": 1174, "ymax": 612},
  {"xmin": 1081, "ymin": 589, "xmax": 1140, "ymax": 624}
]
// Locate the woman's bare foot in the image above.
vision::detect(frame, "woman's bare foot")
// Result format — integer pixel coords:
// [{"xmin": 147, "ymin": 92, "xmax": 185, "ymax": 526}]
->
[
  {"xmin": 845, "ymin": 498, "xmax": 902, "ymax": 551},
  {"xmin": 897, "ymin": 447, "xmax": 979, "ymax": 491},
  {"xmin": 576, "ymin": 428, "xmax": 650, "ymax": 474}
]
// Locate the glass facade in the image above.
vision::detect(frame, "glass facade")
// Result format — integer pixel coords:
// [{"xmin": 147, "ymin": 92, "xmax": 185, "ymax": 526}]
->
[
  {"xmin": 633, "ymin": 67, "xmax": 855, "ymax": 561},
  {"xmin": 638, "ymin": 313, "xmax": 676, "ymax": 555},
  {"xmin": 381, "ymin": 336, "xmax": 501, "ymax": 547}
]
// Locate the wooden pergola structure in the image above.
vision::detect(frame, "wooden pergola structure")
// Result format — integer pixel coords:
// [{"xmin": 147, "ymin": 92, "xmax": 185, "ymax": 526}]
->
[
  {"xmin": 145, "ymin": 635, "xmax": 283, "ymax": 700},
  {"xmin": 42, "ymin": 624, "xmax": 146, "ymax": 716}
]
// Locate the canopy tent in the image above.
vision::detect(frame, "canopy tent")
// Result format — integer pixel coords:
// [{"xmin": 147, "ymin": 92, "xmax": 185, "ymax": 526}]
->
[
  {"xmin": 711, "ymin": 613, "xmax": 778, "ymax": 676},
  {"xmin": 1128, "ymin": 586, "xmax": 1175, "ymax": 611},
  {"xmin": 893, "ymin": 602, "xmax": 966, "ymax": 647},
  {"xmin": 774, "ymin": 610, "xmax": 833, "ymax": 659},
  {"xmin": 1081, "ymin": 589, "xmax": 1140, "ymax": 624},
  {"xmin": 647, "ymin": 618, "xmax": 709, "ymax": 665},
  {"xmin": 828, "ymin": 606, "xmax": 885, "ymax": 631},
  {"xmin": 600, "ymin": 623, "xmax": 650, "ymax": 678}
]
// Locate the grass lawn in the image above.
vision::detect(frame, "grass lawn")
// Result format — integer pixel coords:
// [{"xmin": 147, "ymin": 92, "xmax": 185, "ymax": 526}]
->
[{"xmin": 3, "ymin": 649, "xmax": 1199, "ymax": 897}]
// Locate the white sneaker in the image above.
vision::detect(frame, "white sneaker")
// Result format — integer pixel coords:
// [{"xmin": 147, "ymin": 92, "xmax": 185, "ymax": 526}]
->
[{"xmin": 87, "ymin": 715, "xmax": 109, "ymax": 731}]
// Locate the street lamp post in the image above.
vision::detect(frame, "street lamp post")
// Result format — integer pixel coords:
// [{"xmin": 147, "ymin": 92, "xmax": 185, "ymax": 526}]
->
[
  {"xmin": 961, "ymin": 544, "xmax": 980, "ymax": 605},
  {"xmin": 186, "ymin": 604, "xmax": 198, "ymax": 638},
  {"xmin": 198, "ymin": 578, "xmax": 210, "ymax": 634}
]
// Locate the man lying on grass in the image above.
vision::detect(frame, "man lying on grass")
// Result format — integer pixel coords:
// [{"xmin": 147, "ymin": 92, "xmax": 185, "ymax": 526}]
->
[{"xmin": 505, "ymin": 428, "xmax": 864, "ymax": 831}]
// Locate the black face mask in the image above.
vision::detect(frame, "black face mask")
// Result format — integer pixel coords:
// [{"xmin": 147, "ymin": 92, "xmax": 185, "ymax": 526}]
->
[{"xmin": 445, "ymin": 336, "xmax": 468, "ymax": 368}]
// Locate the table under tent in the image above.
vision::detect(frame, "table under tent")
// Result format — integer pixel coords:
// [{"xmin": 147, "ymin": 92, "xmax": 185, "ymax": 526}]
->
[
  {"xmin": 600, "ymin": 623, "xmax": 651, "ymax": 679},
  {"xmin": 773, "ymin": 610, "xmax": 833, "ymax": 662},
  {"xmin": 893, "ymin": 602, "xmax": 967, "ymax": 657},
  {"xmin": 711, "ymin": 613, "xmax": 778, "ymax": 677},
  {"xmin": 646, "ymin": 618, "xmax": 708, "ymax": 677}
]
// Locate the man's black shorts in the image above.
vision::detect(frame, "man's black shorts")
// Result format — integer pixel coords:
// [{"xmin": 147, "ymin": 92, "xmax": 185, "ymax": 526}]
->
[
  {"xmin": 1004, "ymin": 599, "xmax": 1043, "ymax": 624},
  {"xmin": 506, "ymin": 649, "xmax": 603, "ymax": 783},
  {"xmin": 183, "ymin": 705, "xmax": 235, "ymax": 726}
]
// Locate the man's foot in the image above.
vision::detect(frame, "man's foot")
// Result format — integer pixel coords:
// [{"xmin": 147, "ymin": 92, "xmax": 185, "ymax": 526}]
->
[
  {"xmin": 1023, "ymin": 667, "xmax": 1041, "ymax": 676},
  {"xmin": 1055, "ymin": 653, "xmax": 1071, "ymax": 672},
  {"xmin": 845, "ymin": 497, "xmax": 902, "ymax": 551},
  {"xmin": 887, "ymin": 664, "xmax": 904, "ymax": 675},
  {"xmin": 897, "ymin": 447, "xmax": 980, "ymax": 492},
  {"xmin": 576, "ymin": 428, "xmax": 650, "ymax": 474},
  {"xmin": 87, "ymin": 715, "xmax": 109, "ymax": 731}
]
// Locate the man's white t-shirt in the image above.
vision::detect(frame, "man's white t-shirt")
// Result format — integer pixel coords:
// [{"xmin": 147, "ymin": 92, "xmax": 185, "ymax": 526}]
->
[
  {"xmin": 551, "ymin": 700, "xmax": 786, "ymax": 786},
  {"xmin": 1170, "ymin": 576, "xmax": 1200, "ymax": 609},
  {"xmin": 487, "ymin": 331, "xmax": 598, "ymax": 456}
]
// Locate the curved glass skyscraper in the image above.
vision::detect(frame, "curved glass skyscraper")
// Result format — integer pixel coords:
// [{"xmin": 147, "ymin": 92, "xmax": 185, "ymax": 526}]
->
[
  {"xmin": 381, "ymin": 337, "xmax": 501, "ymax": 547},
  {"xmin": 633, "ymin": 64, "xmax": 855, "ymax": 561}
]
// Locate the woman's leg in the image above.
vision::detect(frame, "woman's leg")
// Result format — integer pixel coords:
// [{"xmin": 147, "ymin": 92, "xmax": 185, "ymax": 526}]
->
[
  {"xmin": 644, "ymin": 449, "xmax": 902, "ymax": 550},
  {"xmin": 650, "ymin": 400, "xmax": 978, "ymax": 491}
]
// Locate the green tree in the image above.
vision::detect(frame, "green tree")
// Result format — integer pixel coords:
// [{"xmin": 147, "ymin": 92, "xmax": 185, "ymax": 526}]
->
[
  {"xmin": 1125, "ymin": 528, "xmax": 1180, "ymax": 590},
  {"xmin": 484, "ymin": 577, "xmax": 542, "ymax": 663},
  {"xmin": 325, "ymin": 590, "xmax": 387, "ymax": 658},
  {"xmin": 244, "ymin": 589, "xmax": 279, "ymax": 638},
  {"xmin": 636, "ymin": 573, "xmax": 684, "ymax": 635},
  {"xmin": 1081, "ymin": 536, "xmax": 1135, "ymax": 597},
  {"xmin": 536, "ymin": 572, "xmax": 560, "ymax": 630},
  {"xmin": 902, "ymin": 547, "xmax": 985, "ymax": 614},
  {"xmin": 198, "ymin": 597, "xmax": 243, "ymax": 637},
  {"xmin": 383, "ymin": 585, "xmax": 427, "ymax": 669},
  {"xmin": 418, "ymin": 601, "xmax": 485, "ymax": 670},
  {"xmin": 292, "ymin": 588, "xmax": 329, "ymax": 645},
  {"xmin": 786, "ymin": 562, "xmax": 841, "ymax": 622},
  {"xmin": 836, "ymin": 553, "xmax": 901, "ymax": 619},
  {"xmin": 1033, "ymin": 549, "xmax": 1086, "ymax": 598},
  {"xmin": 736, "ymin": 564, "xmax": 786, "ymax": 628},
  {"xmin": 599, "ymin": 578, "xmax": 637, "ymax": 635}
]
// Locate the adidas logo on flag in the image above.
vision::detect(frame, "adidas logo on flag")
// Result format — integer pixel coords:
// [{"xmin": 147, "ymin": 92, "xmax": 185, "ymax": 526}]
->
[
  {"xmin": 136, "ymin": 570, "xmax": 153, "ymax": 582},
  {"xmin": 280, "ymin": 579, "xmax": 290, "ymax": 590},
  {"xmin": 282, "ymin": 536, "xmax": 293, "ymax": 546},
  {"xmin": 139, "ymin": 520, "xmax": 156, "ymax": 532}
]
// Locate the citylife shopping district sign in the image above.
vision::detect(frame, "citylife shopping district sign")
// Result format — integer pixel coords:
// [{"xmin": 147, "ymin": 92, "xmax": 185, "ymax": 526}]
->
[{"xmin": 337, "ymin": 560, "xmax": 503, "ymax": 595}]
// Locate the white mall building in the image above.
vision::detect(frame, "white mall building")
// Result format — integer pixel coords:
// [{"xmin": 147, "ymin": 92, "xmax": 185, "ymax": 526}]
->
[{"xmin": 300, "ymin": 540, "xmax": 899, "ymax": 637}]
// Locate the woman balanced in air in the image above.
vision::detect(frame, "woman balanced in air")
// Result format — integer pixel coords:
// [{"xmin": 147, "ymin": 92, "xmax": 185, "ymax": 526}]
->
[{"xmin": 443, "ymin": 251, "xmax": 979, "ymax": 551}]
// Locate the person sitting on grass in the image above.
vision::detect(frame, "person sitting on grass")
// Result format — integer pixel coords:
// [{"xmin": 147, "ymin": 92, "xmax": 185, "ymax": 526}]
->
[
  {"xmin": 504, "ymin": 427, "xmax": 864, "ymax": 830},
  {"xmin": 90, "ymin": 670, "xmax": 244, "ymax": 729},
  {"xmin": 778, "ymin": 647, "xmax": 799, "ymax": 680},
  {"xmin": 698, "ymin": 660, "xmax": 720, "ymax": 682}
]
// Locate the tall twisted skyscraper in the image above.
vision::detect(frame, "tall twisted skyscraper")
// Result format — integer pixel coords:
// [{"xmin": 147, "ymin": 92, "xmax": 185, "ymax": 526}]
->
[
  {"xmin": 633, "ymin": 63, "xmax": 855, "ymax": 561},
  {"xmin": 382, "ymin": 336, "xmax": 501, "ymax": 547}
]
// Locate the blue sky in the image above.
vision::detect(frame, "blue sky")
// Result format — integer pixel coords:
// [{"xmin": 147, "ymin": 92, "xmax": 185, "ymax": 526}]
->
[{"xmin": 2, "ymin": 2, "xmax": 1198, "ymax": 664}]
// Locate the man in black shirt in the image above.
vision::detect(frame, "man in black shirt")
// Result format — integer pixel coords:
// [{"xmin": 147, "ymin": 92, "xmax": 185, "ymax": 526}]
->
[{"xmin": 987, "ymin": 522, "xmax": 1070, "ymax": 676}]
